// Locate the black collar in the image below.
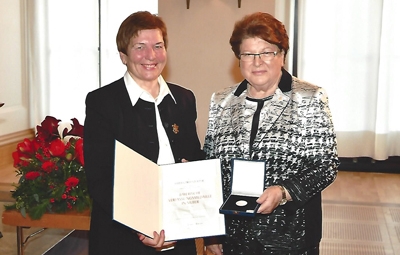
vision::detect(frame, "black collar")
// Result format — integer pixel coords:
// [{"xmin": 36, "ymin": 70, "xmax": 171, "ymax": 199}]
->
[{"xmin": 233, "ymin": 68, "xmax": 292, "ymax": 97}]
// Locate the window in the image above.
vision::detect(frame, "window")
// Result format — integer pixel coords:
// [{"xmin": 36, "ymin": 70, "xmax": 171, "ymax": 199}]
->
[{"xmin": 297, "ymin": 0, "xmax": 400, "ymax": 159}]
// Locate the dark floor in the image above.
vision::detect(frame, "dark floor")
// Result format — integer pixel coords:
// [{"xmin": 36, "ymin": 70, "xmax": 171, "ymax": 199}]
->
[
  {"xmin": 338, "ymin": 156, "xmax": 400, "ymax": 173},
  {"xmin": 44, "ymin": 230, "xmax": 88, "ymax": 255}
]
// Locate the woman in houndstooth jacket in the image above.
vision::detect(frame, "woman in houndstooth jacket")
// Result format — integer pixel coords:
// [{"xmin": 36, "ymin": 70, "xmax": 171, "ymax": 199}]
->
[{"xmin": 204, "ymin": 12, "xmax": 340, "ymax": 255}]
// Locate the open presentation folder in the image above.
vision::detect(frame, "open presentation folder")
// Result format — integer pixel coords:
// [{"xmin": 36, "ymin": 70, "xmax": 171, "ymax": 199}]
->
[{"xmin": 113, "ymin": 140, "xmax": 226, "ymax": 241}]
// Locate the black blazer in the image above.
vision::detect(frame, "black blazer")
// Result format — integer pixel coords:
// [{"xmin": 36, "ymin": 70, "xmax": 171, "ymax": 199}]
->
[{"xmin": 84, "ymin": 78, "xmax": 204, "ymax": 255}]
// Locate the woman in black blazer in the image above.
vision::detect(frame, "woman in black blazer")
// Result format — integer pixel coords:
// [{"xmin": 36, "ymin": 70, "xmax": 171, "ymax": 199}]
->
[{"xmin": 84, "ymin": 11, "xmax": 204, "ymax": 255}]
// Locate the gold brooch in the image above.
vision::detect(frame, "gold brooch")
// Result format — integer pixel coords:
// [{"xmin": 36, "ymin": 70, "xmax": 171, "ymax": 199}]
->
[{"xmin": 172, "ymin": 123, "xmax": 179, "ymax": 134}]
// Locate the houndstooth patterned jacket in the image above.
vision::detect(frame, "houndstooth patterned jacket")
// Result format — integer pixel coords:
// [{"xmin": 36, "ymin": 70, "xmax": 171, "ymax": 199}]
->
[{"xmin": 204, "ymin": 69, "xmax": 340, "ymax": 252}]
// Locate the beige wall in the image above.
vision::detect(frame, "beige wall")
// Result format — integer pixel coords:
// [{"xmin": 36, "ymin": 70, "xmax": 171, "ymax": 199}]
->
[
  {"xmin": 159, "ymin": 0, "xmax": 281, "ymax": 143},
  {"xmin": 0, "ymin": 0, "xmax": 29, "ymax": 142},
  {"xmin": 0, "ymin": 0, "xmax": 291, "ymax": 147}
]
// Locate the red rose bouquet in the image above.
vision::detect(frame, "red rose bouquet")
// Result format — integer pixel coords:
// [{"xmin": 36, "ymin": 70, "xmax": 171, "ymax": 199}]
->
[{"xmin": 5, "ymin": 116, "xmax": 91, "ymax": 220}]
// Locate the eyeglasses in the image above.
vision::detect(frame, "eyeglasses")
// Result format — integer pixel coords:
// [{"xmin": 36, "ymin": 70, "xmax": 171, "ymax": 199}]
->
[{"xmin": 239, "ymin": 52, "xmax": 278, "ymax": 62}]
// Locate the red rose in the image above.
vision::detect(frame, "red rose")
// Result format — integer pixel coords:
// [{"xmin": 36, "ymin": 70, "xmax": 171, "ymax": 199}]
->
[
  {"xmin": 35, "ymin": 152, "xmax": 44, "ymax": 161},
  {"xmin": 12, "ymin": 151, "xmax": 28, "ymax": 167},
  {"xmin": 16, "ymin": 138, "xmax": 35, "ymax": 155},
  {"xmin": 49, "ymin": 139, "xmax": 65, "ymax": 157},
  {"xmin": 12, "ymin": 151, "xmax": 22, "ymax": 167},
  {"xmin": 32, "ymin": 139, "xmax": 42, "ymax": 151},
  {"xmin": 25, "ymin": 171, "xmax": 40, "ymax": 180},
  {"xmin": 75, "ymin": 138, "xmax": 84, "ymax": 166},
  {"xmin": 65, "ymin": 176, "xmax": 79, "ymax": 187},
  {"xmin": 42, "ymin": 161, "xmax": 56, "ymax": 173}
]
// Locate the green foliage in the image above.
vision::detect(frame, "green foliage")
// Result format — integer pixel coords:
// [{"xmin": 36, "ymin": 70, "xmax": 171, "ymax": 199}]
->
[{"xmin": 5, "ymin": 116, "xmax": 92, "ymax": 219}]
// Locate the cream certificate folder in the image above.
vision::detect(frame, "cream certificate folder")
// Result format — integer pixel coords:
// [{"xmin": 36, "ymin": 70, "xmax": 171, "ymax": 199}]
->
[{"xmin": 113, "ymin": 140, "xmax": 226, "ymax": 241}]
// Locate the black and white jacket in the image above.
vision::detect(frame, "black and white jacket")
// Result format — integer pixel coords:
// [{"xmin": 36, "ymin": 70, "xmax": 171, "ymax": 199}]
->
[{"xmin": 204, "ymin": 69, "xmax": 340, "ymax": 252}]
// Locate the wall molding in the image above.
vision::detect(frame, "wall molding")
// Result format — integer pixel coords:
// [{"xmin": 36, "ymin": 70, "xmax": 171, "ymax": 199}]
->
[{"xmin": 0, "ymin": 129, "xmax": 34, "ymax": 147}]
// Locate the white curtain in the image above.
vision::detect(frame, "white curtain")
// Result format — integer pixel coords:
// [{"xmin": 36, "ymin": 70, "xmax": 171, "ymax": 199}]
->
[
  {"xmin": 99, "ymin": 1, "xmax": 158, "ymax": 86},
  {"xmin": 297, "ymin": 0, "xmax": 400, "ymax": 160},
  {"xmin": 25, "ymin": 0, "xmax": 158, "ymax": 125},
  {"xmin": 26, "ymin": 0, "xmax": 100, "ymax": 125},
  {"xmin": 26, "ymin": 1, "xmax": 51, "ymax": 127}
]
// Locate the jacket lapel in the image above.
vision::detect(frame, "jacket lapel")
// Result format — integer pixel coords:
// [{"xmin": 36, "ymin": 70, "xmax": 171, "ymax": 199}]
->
[
  {"xmin": 254, "ymin": 89, "xmax": 291, "ymax": 145},
  {"xmin": 113, "ymin": 78, "xmax": 142, "ymax": 149}
]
